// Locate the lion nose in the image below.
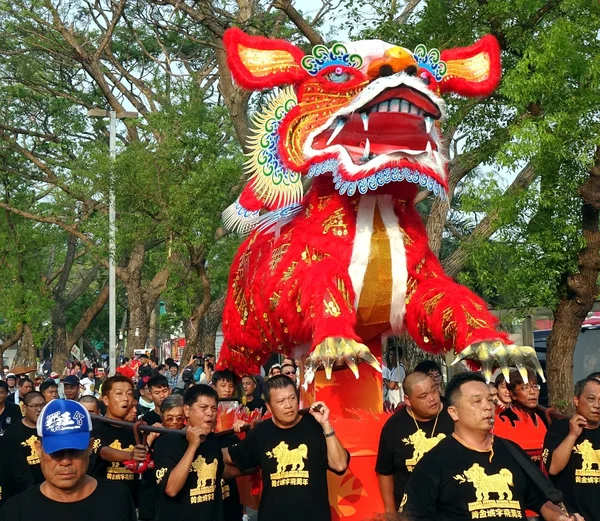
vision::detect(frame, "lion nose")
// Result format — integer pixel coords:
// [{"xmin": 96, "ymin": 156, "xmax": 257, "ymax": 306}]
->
[{"xmin": 367, "ymin": 46, "xmax": 418, "ymax": 81}]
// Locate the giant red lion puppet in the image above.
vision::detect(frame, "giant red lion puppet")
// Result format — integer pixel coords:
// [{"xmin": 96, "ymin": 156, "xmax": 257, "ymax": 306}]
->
[{"xmin": 217, "ymin": 29, "xmax": 544, "ymax": 519}]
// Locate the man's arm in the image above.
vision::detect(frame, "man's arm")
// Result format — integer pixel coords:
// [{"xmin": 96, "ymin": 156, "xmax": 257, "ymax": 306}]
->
[
  {"xmin": 164, "ymin": 427, "xmax": 204, "ymax": 497},
  {"xmin": 377, "ymin": 473, "xmax": 397, "ymax": 514},
  {"xmin": 99, "ymin": 444, "xmax": 147, "ymax": 463},
  {"xmin": 309, "ymin": 401, "xmax": 349, "ymax": 473},
  {"xmin": 546, "ymin": 415, "xmax": 585, "ymax": 475}
]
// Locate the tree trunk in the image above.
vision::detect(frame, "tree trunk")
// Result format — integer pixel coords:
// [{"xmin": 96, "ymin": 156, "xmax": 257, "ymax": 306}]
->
[
  {"xmin": 148, "ymin": 305, "xmax": 158, "ymax": 350},
  {"xmin": 52, "ymin": 304, "xmax": 70, "ymax": 373},
  {"xmin": 124, "ymin": 283, "xmax": 149, "ymax": 356},
  {"xmin": 0, "ymin": 324, "xmax": 24, "ymax": 359},
  {"xmin": 546, "ymin": 147, "xmax": 600, "ymax": 412},
  {"xmin": 12, "ymin": 324, "xmax": 36, "ymax": 373}
]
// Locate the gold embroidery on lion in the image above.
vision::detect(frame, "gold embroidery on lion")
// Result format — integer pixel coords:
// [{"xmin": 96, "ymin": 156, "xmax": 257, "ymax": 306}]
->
[
  {"xmin": 454, "ymin": 463, "xmax": 521, "ymax": 516},
  {"xmin": 189, "ymin": 455, "xmax": 218, "ymax": 502},
  {"xmin": 21, "ymin": 435, "xmax": 41, "ymax": 465},
  {"xmin": 266, "ymin": 441, "xmax": 309, "ymax": 487},
  {"xmin": 107, "ymin": 440, "xmax": 135, "ymax": 480},
  {"xmin": 402, "ymin": 430, "xmax": 446, "ymax": 471},
  {"xmin": 574, "ymin": 440, "xmax": 600, "ymax": 481}
]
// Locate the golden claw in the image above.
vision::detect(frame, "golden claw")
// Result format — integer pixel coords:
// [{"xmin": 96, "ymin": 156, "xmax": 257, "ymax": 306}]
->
[
  {"xmin": 452, "ymin": 341, "xmax": 545, "ymax": 384},
  {"xmin": 304, "ymin": 337, "xmax": 381, "ymax": 385}
]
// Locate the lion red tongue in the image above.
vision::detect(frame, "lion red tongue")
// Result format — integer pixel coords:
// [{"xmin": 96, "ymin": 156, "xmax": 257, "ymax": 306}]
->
[{"xmin": 312, "ymin": 112, "xmax": 436, "ymax": 163}]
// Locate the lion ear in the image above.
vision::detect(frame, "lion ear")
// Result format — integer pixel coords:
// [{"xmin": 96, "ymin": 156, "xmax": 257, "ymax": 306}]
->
[{"xmin": 224, "ymin": 28, "xmax": 308, "ymax": 90}]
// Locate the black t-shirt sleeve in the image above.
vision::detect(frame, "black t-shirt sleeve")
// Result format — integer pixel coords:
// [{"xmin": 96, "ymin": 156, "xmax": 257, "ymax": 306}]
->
[
  {"xmin": 152, "ymin": 435, "xmax": 182, "ymax": 493},
  {"xmin": 228, "ymin": 427, "xmax": 261, "ymax": 470},
  {"xmin": 403, "ymin": 462, "xmax": 439, "ymax": 521},
  {"xmin": 542, "ymin": 419, "xmax": 569, "ymax": 471},
  {"xmin": 375, "ymin": 422, "xmax": 394, "ymax": 475}
]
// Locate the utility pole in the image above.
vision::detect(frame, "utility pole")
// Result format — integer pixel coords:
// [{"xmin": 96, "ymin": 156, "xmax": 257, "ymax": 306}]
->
[{"xmin": 87, "ymin": 109, "xmax": 138, "ymax": 375}]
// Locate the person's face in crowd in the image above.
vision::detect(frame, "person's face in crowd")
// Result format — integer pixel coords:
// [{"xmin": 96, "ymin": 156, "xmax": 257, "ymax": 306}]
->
[
  {"xmin": 24, "ymin": 396, "xmax": 46, "ymax": 424},
  {"xmin": 488, "ymin": 384, "xmax": 500, "ymax": 411},
  {"xmin": 496, "ymin": 380, "xmax": 512, "ymax": 406},
  {"xmin": 125, "ymin": 400, "xmax": 138, "ymax": 421},
  {"xmin": 150, "ymin": 385, "xmax": 170, "ymax": 407},
  {"xmin": 42, "ymin": 385, "xmax": 59, "ymax": 403},
  {"xmin": 510, "ymin": 376, "xmax": 540, "ymax": 410},
  {"xmin": 282, "ymin": 366, "xmax": 296, "ymax": 379},
  {"xmin": 158, "ymin": 366, "xmax": 167, "ymax": 375},
  {"xmin": 388, "ymin": 350, "xmax": 397, "ymax": 366},
  {"xmin": 267, "ymin": 384, "xmax": 299, "ymax": 427},
  {"xmin": 241, "ymin": 377, "xmax": 256, "ymax": 398},
  {"xmin": 406, "ymin": 376, "xmax": 441, "ymax": 420},
  {"xmin": 139, "ymin": 385, "xmax": 151, "ymax": 401},
  {"xmin": 6, "ymin": 377, "xmax": 16, "ymax": 389},
  {"xmin": 185, "ymin": 395, "xmax": 217, "ymax": 434},
  {"xmin": 80, "ymin": 400, "xmax": 99, "ymax": 415},
  {"xmin": 102, "ymin": 382, "xmax": 134, "ymax": 419},
  {"xmin": 574, "ymin": 381, "xmax": 600, "ymax": 425},
  {"xmin": 36, "ymin": 440, "xmax": 91, "ymax": 492},
  {"xmin": 215, "ymin": 379, "xmax": 234, "ymax": 399},
  {"xmin": 270, "ymin": 367, "xmax": 281, "ymax": 377},
  {"xmin": 63, "ymin": 384, "xmax": 79, "ymax": 401},
  {"xmin": 19, "ymin": 380, "xmax": 33, "ymax": 396},
  {"xmin": 162, "ymin": 406, "xmax": 185, "ymax": 430},
  {"xmin": 427, "ymin": 370, "xmax": 442, "ymax": 391},
  {"xmin": 169, "ymin": 366, "xmax": 178, "ymax": 377},
  {"xmin": 0, "ymin": 386, "xmax": 7, "ymax": 405},
  {"xmin": 448, "ymin": 381, "xmax": 494, "ymax": 434}
]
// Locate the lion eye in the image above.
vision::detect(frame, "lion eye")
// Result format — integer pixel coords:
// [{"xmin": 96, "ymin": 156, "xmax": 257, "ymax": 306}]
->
[{"xmin": 326, "ymin": 67, "xmax": 352, "ymax": 83}]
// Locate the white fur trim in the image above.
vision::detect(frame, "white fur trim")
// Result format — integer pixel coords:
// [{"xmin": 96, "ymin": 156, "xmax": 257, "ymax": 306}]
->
[
  {"xmin": 348, "ymin": 196, "xmax": 377, "ymax": 309},
  {"xmin": 376, "ymin": 195, "xmax": 407, "ymax": 333}
]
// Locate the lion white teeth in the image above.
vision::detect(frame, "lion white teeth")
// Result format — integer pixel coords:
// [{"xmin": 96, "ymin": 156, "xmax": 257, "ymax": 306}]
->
[
  {"xmin": 425, "ymin": 116, "xmax": 433, "ymax": 133},
  {"xmin": 327, "ymin": 119, "xmax": 346, "ymax": 146},
  {"xmin": 361, "ymin": 138, "xmax": 371, "ymax": 161},
  {"xmin": 361, "ymin": 112, "xmax": 369, "ymax": 131}
]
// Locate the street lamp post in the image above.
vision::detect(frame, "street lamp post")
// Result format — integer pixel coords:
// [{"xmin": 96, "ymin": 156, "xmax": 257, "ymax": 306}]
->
[{"xmin": 87, "ymin": 109, "xmax": 138, "ymax": 376}]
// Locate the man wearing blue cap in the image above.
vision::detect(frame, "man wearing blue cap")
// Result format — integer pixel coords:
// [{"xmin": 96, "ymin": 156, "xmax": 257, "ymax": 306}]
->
[{"xmin": 0, "ymin": 399, "xmax": 135, "ymax": 520}]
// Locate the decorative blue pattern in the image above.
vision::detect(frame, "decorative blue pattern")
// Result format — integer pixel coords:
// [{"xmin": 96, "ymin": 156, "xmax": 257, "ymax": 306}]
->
[
  {"xmin": 301, "ymin": 43, "xmax": 363, "ymax": 76},
  {"xmin": 307, "ymin": 160, "xmax": 446, "ymax": 199},
  {"xmin": 413, "ymin": 44, "xmax": 447, "ymax": 82},
  {"xmin": 254, "ymin": 203, "xmax": 304, "ymax": 234}
]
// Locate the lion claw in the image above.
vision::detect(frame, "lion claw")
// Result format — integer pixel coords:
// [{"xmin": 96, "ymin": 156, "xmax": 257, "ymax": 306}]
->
[
  {"xmin": 304, "ymin": 337, "xmax": 381, "ymax": 385},
  {"xmin": 452, "ymin": 341, "xmax": 545, "ymax": 384}
]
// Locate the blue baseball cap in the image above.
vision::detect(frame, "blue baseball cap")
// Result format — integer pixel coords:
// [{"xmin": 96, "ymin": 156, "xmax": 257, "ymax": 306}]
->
[{"xmin": 36, "ymin": 399, "xmax": 92, "ymax": 454}]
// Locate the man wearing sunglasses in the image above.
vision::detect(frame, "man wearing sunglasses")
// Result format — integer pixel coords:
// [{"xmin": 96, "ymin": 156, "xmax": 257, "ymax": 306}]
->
[{"xmin": 3, "ymin": 390, "xmax": 46, "ymax": 486}]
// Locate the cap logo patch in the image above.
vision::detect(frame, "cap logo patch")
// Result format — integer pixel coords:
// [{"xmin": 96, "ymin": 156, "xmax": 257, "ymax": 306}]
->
[{"xmin": 45, "ymin": 410, "xmax": 84, "ymax": 432}]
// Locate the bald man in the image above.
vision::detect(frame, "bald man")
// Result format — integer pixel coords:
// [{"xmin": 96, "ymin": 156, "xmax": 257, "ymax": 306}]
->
[{"xmin": 376, "ymin": 371, "xmax": 454, "ymax": 514}]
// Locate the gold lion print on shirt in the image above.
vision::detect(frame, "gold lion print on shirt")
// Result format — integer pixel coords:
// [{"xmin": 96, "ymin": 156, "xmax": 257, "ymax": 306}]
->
[
  {"xmin": 189, "ymin": 455, "xmax": 218, "ymax": 503},
  {"xmin": 454, "ymin": 463, "xmax": 522, "ymax": 519},
  {"xmin": 106, "ymin": 439, "xmax": 135, "ymax": 481},
  {"xmin": 21, "ymin": 435, "xmax": 41, "ymax": 465},
  {"xmin": 266, "ymin": 441, "xmax": 309, "ymax": 487},
  {"xmin": 221, "ymin": 479, "xmax": 231, "ymax": 500},
  {"xmin": 402, "ymin": 430, "xmax": 446, "ymax": 471},
  {"xmin": 573, "ymin": 440, "xmax": 600, "ymax": 483}
]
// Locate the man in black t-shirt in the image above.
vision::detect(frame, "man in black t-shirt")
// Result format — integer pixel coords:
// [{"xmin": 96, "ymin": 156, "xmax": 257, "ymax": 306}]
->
[
  {"xmin": 3, "ymin": 391, "xmax": 46, "ymax": 487},
  {"xmin": 376, "ymin": 371, "xmax": 454, "ymax": 513},
  {"xmin": 403, "ymin": 372, "xmax": 583, "ymax": 521},
  {"xmin": 223, "ymin": 375, "xmax": 350, "ymax": 521},
  {"xmin": 142, "ymin": 374, "xmax": 171, "ymax": 426},
  {"xmin": 543, "ymin": 376, "xmax": 600, "ymax": 521},
  {"xmin": 92, "ymin": 375, "xmax": 149, "ymax": 506},
  {"xmin": 0, "ymin": 380, "xmax": 22, "ymax": 436},
  {"xmin": 153, "ymin": 384, "xmax": 226, "ymax": 521},
  {"xmin": 0, "ymin": 399, "xmax": 135, "ymax": 521}
]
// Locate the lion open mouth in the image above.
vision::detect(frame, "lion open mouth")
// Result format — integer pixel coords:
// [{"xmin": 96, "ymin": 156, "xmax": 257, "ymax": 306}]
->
[{"xmin": 311, "ymin": 86, "xmax": 442, "ymax": 165}]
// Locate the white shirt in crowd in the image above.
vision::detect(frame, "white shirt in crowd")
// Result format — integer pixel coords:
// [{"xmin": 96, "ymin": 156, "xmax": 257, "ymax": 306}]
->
[{"xmin": 382, "ymin": 363, "xmax": 406, "ymax": 406}]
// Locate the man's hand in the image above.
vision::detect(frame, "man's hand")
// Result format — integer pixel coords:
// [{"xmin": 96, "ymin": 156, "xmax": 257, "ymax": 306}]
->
[
  {"xmin": 186, "ymin": 426, "xmax": 206, "ymax": 448},
  {"xmin": 568, "ymin": 414, "xmax": 587, "ymax": 438},
  {"xmin": 558, "ymin": 513, "xmax": 584, "ymax": 521},
  {"xmin": 309, "ymin": 401, "xmax": 331, "ymax": 427},
  {"xmin": 233, "ymin": 420, "xmax": 248, "ymax": 433},
  {"xmin": 132, "ymin": 444, "xmax": 148, "ymax": 462}
]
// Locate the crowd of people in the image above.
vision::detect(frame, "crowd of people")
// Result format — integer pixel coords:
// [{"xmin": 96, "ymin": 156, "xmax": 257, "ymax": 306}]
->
[{"xmin": 0, "ymin": 351, "xmax": 599, "ymax": 521}]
